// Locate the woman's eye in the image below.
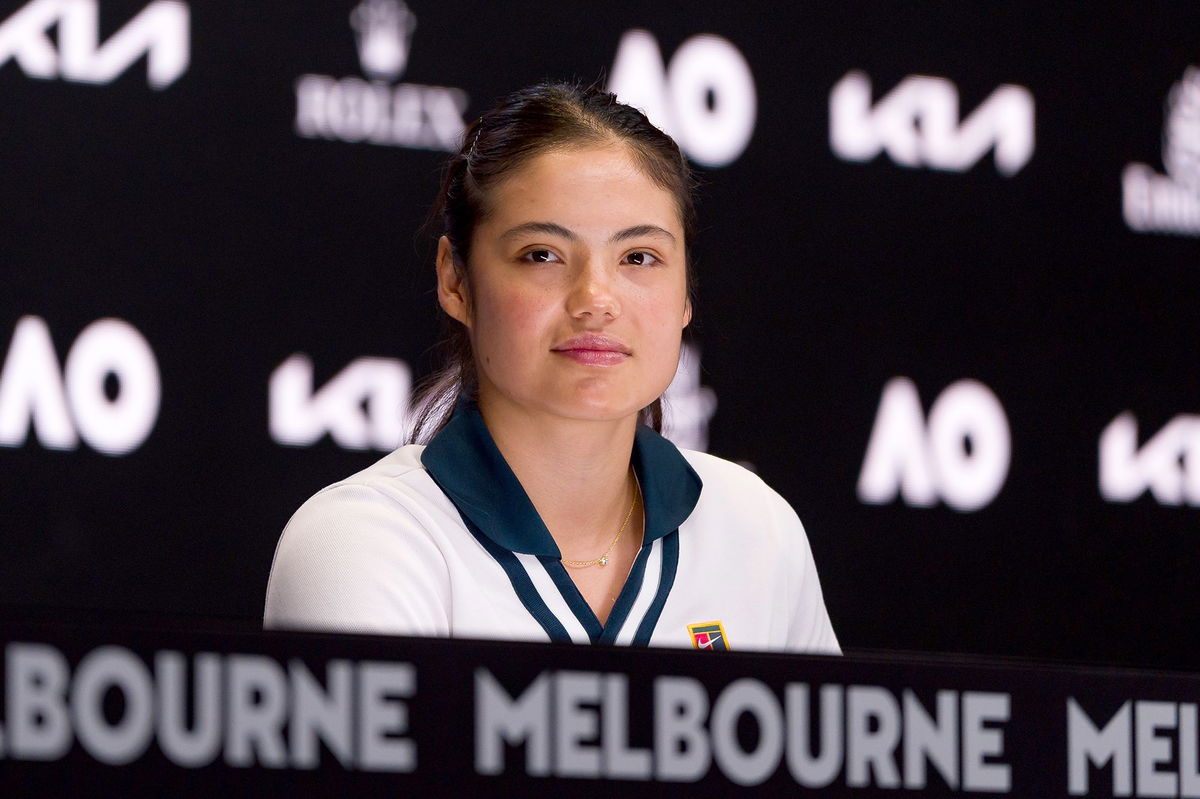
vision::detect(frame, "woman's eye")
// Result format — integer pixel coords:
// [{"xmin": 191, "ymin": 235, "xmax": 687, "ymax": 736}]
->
[
  {"xmin": 622, "ymin": 251, "xmax": 661, "ymax": 266},
  {"xmin": 522, "ymin": 249, "xmax": 559, "ymax": 263}
]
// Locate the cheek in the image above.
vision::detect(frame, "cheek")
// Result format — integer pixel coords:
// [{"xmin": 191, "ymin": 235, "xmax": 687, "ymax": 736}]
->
[
  {"xmin": 470, "ymin": 286, "xmax": 548, "ymax": 357},
  {"xmin": 637, "ymin": 297, "xmax": 688, "ymax": 366},
  {"xmin": 641, "ymin": 290, "xmax": 691, "ymax": 334}
]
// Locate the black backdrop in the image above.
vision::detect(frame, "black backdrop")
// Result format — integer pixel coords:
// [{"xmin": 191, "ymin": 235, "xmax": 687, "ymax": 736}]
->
[{"xmin": 2, "ymin": 1, "xmax": 1198, "ymax": 669}]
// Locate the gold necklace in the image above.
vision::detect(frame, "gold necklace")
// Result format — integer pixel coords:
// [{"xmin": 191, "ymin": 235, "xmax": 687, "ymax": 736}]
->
[{"xmin": 561, "ymin": 475, "xmax": 640, "ymax": 569}]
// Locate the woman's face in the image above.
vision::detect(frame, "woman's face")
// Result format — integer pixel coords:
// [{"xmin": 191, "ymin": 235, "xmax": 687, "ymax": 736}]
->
[{"xmin": 437, "ymin": 144, "xmax": 691, "ymax": 427}]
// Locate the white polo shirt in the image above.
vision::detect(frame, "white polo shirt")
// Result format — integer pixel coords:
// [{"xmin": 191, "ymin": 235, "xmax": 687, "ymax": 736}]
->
[{"xmin": 265, "ymin": 402, "xmax": 839, "ymax": 654}]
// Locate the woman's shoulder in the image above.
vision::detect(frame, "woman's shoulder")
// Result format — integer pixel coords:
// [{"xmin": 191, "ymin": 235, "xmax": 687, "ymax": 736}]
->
[
  {"xmin": 677, "ymin": 448, "xmax": 789, "ymax": 506},
  {"xmin": 299, "ymin": 443, "xmax": 440, "ymax": 510},
  {"xmin": 318, "ymin": 442, "xmax": 430, "ymax": 490},
  {"xmin": 265, "ymin": 444, "xmax": 455, "ymax": 634},
  {"xmin": 278, "ymin": 444, "xmax": 459, "ymax": 549},
  {"xmin": 674, "ymin": 447, "xmax": 809, "ymax": 553}
]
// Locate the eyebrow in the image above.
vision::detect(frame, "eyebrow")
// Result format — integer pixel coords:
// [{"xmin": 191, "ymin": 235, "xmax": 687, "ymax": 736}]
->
[
  {"xmin": 499, "ymin": 221, "xmax": 677, "ymax": 245},
  {"xmin": 609, "ymin": 224, "xmax": 676, "ymax": 245}
]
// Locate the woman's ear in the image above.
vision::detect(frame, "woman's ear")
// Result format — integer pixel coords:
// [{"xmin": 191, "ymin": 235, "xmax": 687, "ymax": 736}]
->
[
  {"xmin": 683, "ymin": 297, "xmax": 693, "ymax": 329},
  {"xmin": 436, "ymin": 236, "xmax": 471, "ymax": 327}
]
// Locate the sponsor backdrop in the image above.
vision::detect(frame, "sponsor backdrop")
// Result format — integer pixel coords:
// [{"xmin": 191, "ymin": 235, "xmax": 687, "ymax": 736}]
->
[{"xmin": 1, "ymin": 1, "xmax": 1198, "ymax": 668}]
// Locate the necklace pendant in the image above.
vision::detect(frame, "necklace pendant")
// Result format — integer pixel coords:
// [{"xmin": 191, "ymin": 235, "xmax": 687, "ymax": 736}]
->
[{"xmin": 599, "ymin": 557, "xmax": 608, "ymax": 567}]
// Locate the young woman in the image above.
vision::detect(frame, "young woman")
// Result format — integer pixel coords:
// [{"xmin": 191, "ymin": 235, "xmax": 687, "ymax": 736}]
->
[{"xmin": 265, "ymin": 83, "xmax": 839, "ymax": 653}]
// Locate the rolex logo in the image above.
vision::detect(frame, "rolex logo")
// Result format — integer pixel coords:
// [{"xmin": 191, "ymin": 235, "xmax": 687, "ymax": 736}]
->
[
  {"xmin": 295, "ymin": 0, "xmax": 467, "ymax": 151},
  {"xmin": 1121, "ymin": 64, "xmax": 1200, "ymax": 237},
  {"xmin": 1164, "ymin": 66, "xmax": 1200, "ymax": 193},
  {"xmin": 350, "ymin": 0, "xmax": 416, "ymax": 83}
]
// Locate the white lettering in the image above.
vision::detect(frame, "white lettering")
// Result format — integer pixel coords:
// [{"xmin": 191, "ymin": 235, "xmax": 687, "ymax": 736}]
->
[
  {"xmin": 785, "ymin": 683, "xmax": 843, "ymax": 787},
  {"xmin": 155, "ymin": 650, "xmax": 221, "ymax": 767},
  {"xmin": 554, "ymin": 670, "xmax": 601, "ymax": 778},
  {"xmin": 269, "ymin": 354, "xmax": 410, "ymax": 451},
  {"xmin": 357, "ymin": 661, "xmax": 415, "ymax": 772},
  {"xmin": 1137, "ymin": 701, "xmax": 1178, "ymax": 798},
  {"xmin": 903, "ymin": 690, "xmax": 958, "ymax": 789},
  {"xmin": 927, "ymin": 380, "xmax": 1011, "ymax": 511},
  {"xmin": 294, "ymin": 75, "xmax": 467, "ymax": 151},
  {"xmin": 608, "ymin": 29, "xmax": 756, "ymax": 168},
  {"xmin": 1123, "ymin": 67, "xmax": 1200, "ymax": 237},
  {"xmin": 0, "ymin": 316, "xmax": 160, "ymax": 455},
  {"xmin": 654, "ymin": 675, "xmax": 710, "ymax": 782},
  {"xmin": 1068, "ymin": 698, "xmax": 1132, "ymax": 796},
  {"xmin": 70, "ymin": 646, "xmax": 154, "ymax": 765},
  {"xmin": 1100, "ymin": 412, "xmax": 1200, "ymax": 506},
  {"xmin": 6, "ymin": 642, "xmax": 71, "ymax": 760},
  {"xmin": 858, "ymin": 376, "xmax": 935, "ymax": 505},
  {"xmin": 602, "ymin": 673, "xmax": 651, "ymax": 780},
  {"xmin": 0, "ymin": 316, "xmax": 76, "ymax": 449},
  {"xmin": 1068, "ymin": 699, "xmax": 1200, "ymax": 797},
  {"xmin": 0, "ymin": 0, "xmax": 189, "ymax": 89},
  {"xmin": 858, "ymin": 377, "xmax": 1010, "ymax": 511},
  {"xmin": 1181, "ymin": 704, "xmax": 1200, "ymax": 798},
  {"xmin": 830, "ymin": 71, "xmax": 1035, "ymax": 175},
  {"xmin": 225, "ymin": 654, "xmax": 288, "ymax": 768},
  {"xmin": 710, "ymin": 678, "xmax": 784, "ymax": 786},
  {"xmin": 64, "ymin": 318, "xmax": 160, "ymax": 455},
  {"xmin": 3, "ymin": 643, "xmax": 420, "ymax": 771},
  {"xmin": 962, "ymin": 692, "xmax": 1010, "ymax": 792},
  {"xmin": 846, "ymin": 685, "xmax": 901, "ymax": 788},
  {"xmin": 1123, "ymin": 164, "xmax": 1200, "ymax": 235},
  {"xmin": 474, "ymin": 669, "xmax": 550, "ymax": 776},
  {"xmin": 289, "ymin": 659, "xmax": 353, "ymax": 769}
]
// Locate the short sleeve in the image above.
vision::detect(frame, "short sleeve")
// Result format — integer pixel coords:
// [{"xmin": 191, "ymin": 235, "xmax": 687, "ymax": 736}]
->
[{"xmin": 264, "ymin": 483, "xmax": 451, "ymax": 637}]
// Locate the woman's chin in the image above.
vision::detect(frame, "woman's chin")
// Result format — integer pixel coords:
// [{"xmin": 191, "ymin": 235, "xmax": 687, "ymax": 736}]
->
[
  {"xmin": 482, "ymin": 381, "xmax": 661, "ymax": 425},
  {"xmin": 541, "ymin": 394, "xmax": 648, "ymax": 424}
]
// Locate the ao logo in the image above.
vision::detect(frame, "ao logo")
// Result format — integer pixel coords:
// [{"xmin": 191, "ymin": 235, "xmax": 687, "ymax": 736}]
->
[
  {"xmin": 0, "ymin": 316, "xmax": 160, "ymax": 456},
  {"xmin": 608, "ymin": 29, "xmax": 756, "ymax": 168},
  {"xmin": 858, "ymin": 378, "xmax": 1011, "ymax": 512},
  {"xmin": 0, "ymin": 0, "xmax": 189, "ymax": 89},
  {"xmin": 1100, "ymin": 412, "xmax": 1200, "ymax": 506},
  {"xmin": 830, "ymin": 71, "xmax": 1035, "ymax": 176},
  {"xmin": 269, "ymin": 354, "xmax": 411, "ymax": 452}
]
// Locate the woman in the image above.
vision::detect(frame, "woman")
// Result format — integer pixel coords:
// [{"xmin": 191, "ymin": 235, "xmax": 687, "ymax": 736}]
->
[{"xmin": 265, "ymin": 83, "xmax": 839, "ymax": 653}]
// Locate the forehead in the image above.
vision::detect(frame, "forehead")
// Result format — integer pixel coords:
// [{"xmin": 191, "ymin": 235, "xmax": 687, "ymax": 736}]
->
[{"xmin": 479, "ymin": 145, "xmax": 684, "ymax": 239}]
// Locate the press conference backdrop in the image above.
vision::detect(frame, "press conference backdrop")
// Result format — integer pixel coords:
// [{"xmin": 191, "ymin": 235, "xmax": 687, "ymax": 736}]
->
[{"xmin": 1, "ymin": 1, "xmax": 1198, "ymax": 669}]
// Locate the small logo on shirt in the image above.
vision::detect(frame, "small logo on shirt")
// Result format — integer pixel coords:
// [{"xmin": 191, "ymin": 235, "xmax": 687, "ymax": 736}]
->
[{"xmin": 687, "ymin": 621, "xmax": 729, "ymax": 651}]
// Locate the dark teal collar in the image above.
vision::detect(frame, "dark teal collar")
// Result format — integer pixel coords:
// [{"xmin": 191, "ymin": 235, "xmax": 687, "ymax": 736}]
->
[{"xmin": 420, "ymin": 400, "xmax": 702, "ymax": 557}]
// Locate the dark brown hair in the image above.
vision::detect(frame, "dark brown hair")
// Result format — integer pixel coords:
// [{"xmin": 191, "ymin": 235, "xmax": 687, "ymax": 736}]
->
[{"xmin": 408, "ymin": 81, "xmax": 697, "ymax": 443}]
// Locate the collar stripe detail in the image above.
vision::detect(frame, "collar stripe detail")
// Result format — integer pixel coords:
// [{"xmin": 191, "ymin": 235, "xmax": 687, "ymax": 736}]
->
[
  {"xmin": 598, "ymin": 542, "xmax": 655, "ymax": 646},
  {"xmin": 515, "ymin": 554, "xmax": 591, "ymax": 643},
  {"xmin": 460, "ymin": 515, "xmax": 572, "ymax": 643},
  {"xmin": 615, "ymin": 542, "xmax": 664, "ymax": 646},
  {"xmin": 542, "ymin": 560, "xmax": 605, "ymax": 642},
  {"xmin": 420, "ymin": 398, "xmax": 701, "ymax": 647},
  {"xmin": 631, "ymin": 531, "xmax": 680, "ymax": 646},
  {"xmin": 421, "ymin": 399, "xmax": 702, "ymax": 555}
]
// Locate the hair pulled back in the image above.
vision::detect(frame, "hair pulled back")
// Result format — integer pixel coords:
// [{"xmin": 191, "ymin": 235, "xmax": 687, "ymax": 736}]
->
[{"xmin": 408, "ymin": 81, "xmax": 697, "ymax": 444}]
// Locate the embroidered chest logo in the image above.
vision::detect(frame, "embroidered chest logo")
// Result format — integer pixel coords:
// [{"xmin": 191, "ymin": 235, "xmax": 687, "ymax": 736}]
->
[{"xmin": 687, "ymin": 621, "xmax": 729, "ymax": 651}]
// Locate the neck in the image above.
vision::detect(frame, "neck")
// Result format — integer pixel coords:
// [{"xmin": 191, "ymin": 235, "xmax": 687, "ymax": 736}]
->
[{"xmin": 477, "ymin": 396, "xmax": 640, "ymax": 552}]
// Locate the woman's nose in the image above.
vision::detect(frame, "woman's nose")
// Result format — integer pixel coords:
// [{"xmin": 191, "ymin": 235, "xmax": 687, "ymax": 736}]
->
[{"xmin": 567, "ymin": 261, "xmax": 620, "ymax": 320}]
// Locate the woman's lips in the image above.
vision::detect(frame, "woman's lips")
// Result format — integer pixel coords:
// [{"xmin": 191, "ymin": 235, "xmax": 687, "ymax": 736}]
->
[
  {"xmin": 554, "ymin": 348, "xmax": 630, "ymax": 366},
  {"xmin": 551, "ymin": 334, "xmax": 631, "ymax": 366}
]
